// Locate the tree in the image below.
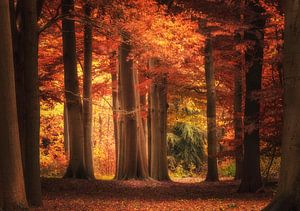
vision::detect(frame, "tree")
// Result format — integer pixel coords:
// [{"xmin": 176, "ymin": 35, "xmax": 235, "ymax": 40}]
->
[
  {"xmin": 239, "ymin": 0, "xmax": 265, "ymax": 192},
  {"xmin": 264, "ymin": 0, "xmax": 300, "ymax": 210},
  {"xmin": 62, "ymin": 0, "xmax": 87, "ymax": 179},
  {"xmin": 204, "ymin": 35, "xmax": 219, "ymax": 182},
  {"xmin": 21, "ymin": 0, "xmax": 43, "ymax": 204},
  {"xmin": 116, "ymin": 32, "xmax": 149, "ymax": 179},
  {"xmin": 83, "ymin": 0, "xmax": 95, "ymax": 180},
  {"xmin": 0, "ymin": 0, "xmax": 28, "ymax": 209},
  {"xmin": 149, "ymin": 58, "xmax": 170, "ymax": 181}
]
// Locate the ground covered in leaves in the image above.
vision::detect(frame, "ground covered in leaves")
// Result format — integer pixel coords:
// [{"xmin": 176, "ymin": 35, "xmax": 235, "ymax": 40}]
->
[{"xmin": 34, "ymin": 178, "xmax": 274, "ymax": 210}]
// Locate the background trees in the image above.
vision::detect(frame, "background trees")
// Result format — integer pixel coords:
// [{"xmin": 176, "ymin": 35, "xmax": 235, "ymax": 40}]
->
[{"xmin": 0, "ymin": 0, "xmax": 290, "ymax": 209}]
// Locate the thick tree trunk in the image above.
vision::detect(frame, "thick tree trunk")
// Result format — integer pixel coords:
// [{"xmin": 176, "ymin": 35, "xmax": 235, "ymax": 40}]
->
[
  {"xmin": 21, "ymin": 0, "xmax": 42, "ymax": 204},
  {"xmin": 62, "ymin": 0, "xmax": 87, "ymax": 179},
  {"xmin": 204, "ymin": 37, "xmax": 219, "ymax": 182},
  {"xmin": 264, "ymin": 1, "xmax": 300, "ymax": 210},
  {"xmin": 116, "ymin": 32, "xmax": 149, "ymax": 180},
  {"xmin": 0, "ymin": 1, "xmax": 28, "ymax": 209},
  {"xmin": 149, "ymin": 59, "xmax": 169, "ymax": 181},
  {"xmin": 238, "ymin": 0, "xmax": 265, "ymax": 193},
  {"xmin": 83, "ymin": 1, "xmax": 95, "ymax": 180}
]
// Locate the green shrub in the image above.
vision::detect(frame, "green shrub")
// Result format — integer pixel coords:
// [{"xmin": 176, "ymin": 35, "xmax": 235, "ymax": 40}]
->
[{"xmin": 167, "ymin": 122, "xmax": 206, "ymax": 177}]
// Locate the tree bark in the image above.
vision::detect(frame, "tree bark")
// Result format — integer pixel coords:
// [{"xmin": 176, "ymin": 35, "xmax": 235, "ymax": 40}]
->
[
  {"xmin": 116, "ymin": 32, "xmax": 149, "ymax": 180},
  {"xmin": 234, "ymin": 68, "xmax": 243, "ymax": 180},
  {"xmin": 204, "ymin": 37, "xmax": 219, "ymax": 182},
  {"xmin": 64, "ymin": 103, "xmax": 70, "ymax": 156},
  {"xmin": 238, "ymin": 0, "xmax": 265, "ymax": 193},
  {"xmin": 149, "ymin": 58, "xmax": 170, "ymax": 181},
  {"xmin": 83, "ymin": 1, "xmax": 95, "ymax": 180},
  {"xmin": 264, "ymin": 0, "xmax": 300, "ymax": 210},
  {"xmin": 110, "ymin": 52, "xmax": 119, "ymax": 178},
  {"xmin": 62, "ymin": 0, "xmax": 87, "ymax": 179},
  {"xmin": 21, "ymin": 0, "xmax": 42, "ymax": 204},
  {"xmin": 0, "ymin": 1, "xmax": 28, "ymax": 209}
]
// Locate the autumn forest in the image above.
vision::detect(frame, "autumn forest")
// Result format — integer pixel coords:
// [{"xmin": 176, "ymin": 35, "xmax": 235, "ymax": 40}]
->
[{"xmin": 0, "ymin": 0, "xmax": 299, "ymax": 210}]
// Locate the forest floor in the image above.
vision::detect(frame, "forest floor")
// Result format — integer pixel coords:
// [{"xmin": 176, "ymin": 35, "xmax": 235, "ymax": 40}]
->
[{"xmin": 33, "ymin": 177, "xmax": 274, "ymax": 211}]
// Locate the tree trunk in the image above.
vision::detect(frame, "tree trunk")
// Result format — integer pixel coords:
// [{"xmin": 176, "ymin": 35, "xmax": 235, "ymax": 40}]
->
[
  {"xmin": 239, "ymin": 0, "xmax": 265, "ymax": 193},
  {"xmin": 110, "ymin": 52, "xmax": 119, "ymax": 178},
  {"xmin": 264, "ymin": 1, "xmax": 300, "ymax": 210},
  {"xmin": 62, "ymin": 0, "xmax": 87, "ymax": 179},
  {"xmin": 64, "ymin": 103, "xmax": 70, "ymax": 156},
  {"xmin": 83, "ymin": 1, "xmax": 95, "ymax": 180},
  {"xmin": 149, "ymin": 59, "xmax": 169, "ymax": 181},
  {"xmin": 0, "ymin": 1, "xmax": 28, "ymax": 209},
  {"xmin": 234, "ymin": 69, "xmax": 243, "ymax": 180},
  {"xmin": 22, "ymin": 0, "xmax": 42, "ymax": 204},
  {"xmin": 204, "ymin": 37, "xmax": 219, "ymax": 182},
  {"xmin": 116, "ymin": 32, "xmax": 149, "ymax": 180}
]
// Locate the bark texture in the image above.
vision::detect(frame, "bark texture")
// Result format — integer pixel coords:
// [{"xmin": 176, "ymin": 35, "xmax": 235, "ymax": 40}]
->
[
  {"xmin": 149, "ymin": 59, "xmax": 169, "ymax": 181},
  {"xmin": 0, "ymin": 1, "xmax": 28, "ymax": 209},
  {"xmin": 239, "ymin": 0, "xmax": 265, "ymax": 193},
  {"xmin": 204, "ymin": 37, "xmax": 219, "ymax": 182},
  {"xmin": 62, "ymin": 0, "xmax": 87, "ymax": 179},
  {"xmin": 264, "ymin": 0, "xmax": 300, "ymax": 210},
  {"xmin": 116, "ymin": 32, "xmax": 149, "ymax": 180},
  {"xmin": 83, "ymin": 1, "xmax": 95, "ymax": 180},
  {"xmin": 21, "ymin": 0, "xmax": 42, "ymax": 204}
]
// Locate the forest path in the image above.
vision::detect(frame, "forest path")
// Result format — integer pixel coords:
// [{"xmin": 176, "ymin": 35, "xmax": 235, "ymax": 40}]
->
[{"xmin": 34, "ymin": 178, "xmax": 273, "ymax": 210}]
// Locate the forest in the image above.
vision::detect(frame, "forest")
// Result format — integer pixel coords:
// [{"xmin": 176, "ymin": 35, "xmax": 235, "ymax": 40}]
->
[{"xmin": 0, "ymin": 0, "xmax": 299, "ymax": 210}]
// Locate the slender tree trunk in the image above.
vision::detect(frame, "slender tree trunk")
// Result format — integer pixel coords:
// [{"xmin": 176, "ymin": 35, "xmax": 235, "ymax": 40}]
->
[
  {"xmin": 239, "ymin": 0, "xmax": 265, "ymax": 192},
  {"xmin": 110, "ymin": 52, "xmax": 119, "ymax": 178},
  {"xmin": 149, "ymin": 58, "xmax": 169, "ymax": 181},
  {"xmin": 264, "ymin": 1, "xmax": 300, "ymax": 210},
  {"xmin": 234, "ymin": 0, "xmax": 245, "ymax": 181},
  {"xmin": 62, "ymin": 0, "xmax": 87, "ymax": 179},
  {"xmin": 204, "ymin": 37, "xmax": 219, "ymax": 182},
  {"xmin": 140, "ymin": 94, "xmax": 148, "ymax": 165},
  {"xmin": 147, "ymin": 93, "xmax": 152, "ymax": 175},
  {"xmin": 0, "ymin": 1, "xmax": 28, "ymax": 209},
  {"xmin": 116, "ymin": 32, "xmax": 149, "ymax": 180},
  {"xmin": 64, "ymin": 103, "xmax": 70, "ymax": 156},
  {"xmin": 83, "ymin": 1, "xmax": 95, "ymax": 180},
  {"xmin": 234, "ymin": 68, "xmax": 243, "ymax": 180}
]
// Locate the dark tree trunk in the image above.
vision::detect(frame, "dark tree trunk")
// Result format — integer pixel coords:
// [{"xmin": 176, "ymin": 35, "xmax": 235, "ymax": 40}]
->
[
  {"xmin": 239, "ymin": 0, "xmax": 265, "ymax": 193},
  {"xmin": 116, "ymin": 32, "xmax": 149, "ymax": 180},
  {"xmin": 21, "ymin": 0, "xmax": 42, "ymax": 204},
  {"xmin": 62, "ymin": 0, "xmax": 87, "ymax": 179},
  {"xmin": 204, "ymin": 37, "xmax": 219, "ymax": 182},
  {"xmin": 264, "ymin": 1, "xmax": 300, "ymax": 210},
  {"xmin": 83, "ymin": 1, "xmax": 95, "ymax": 180},
  {"xmin": 0, "ymin": 1, "xmax": 28, "ymax": 208},
  {"xmin": 149, "ymin": 58, "xmax": 169, "ymax": 181}
]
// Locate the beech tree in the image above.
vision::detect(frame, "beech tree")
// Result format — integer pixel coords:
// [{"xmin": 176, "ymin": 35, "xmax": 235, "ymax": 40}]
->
[
  {"xmin": 116, "ymin": 32, "xmax": 149, "ymax": 179},
  {"xmin": 239, "ymin": 0, "xmax": 265, "ymax": 192},
  {"xmin": 83, "ymin": 0, "xmax": 95, "ymax": 180},
  {"xmin": 149, "ymin": 58, "xmax": 170, "ymax": 181},
  {"xmin": 62, "ymin": 0, "xmax": 87, "ymax": 179},
  {"xmin": 0, "ymin": 0, "xmax": 28, "ymax": 209},
  {"xmin": 9, "ymin": 0, "xmax": 43, "ymax": 205},
  {"xmin": 204, "ymin": 35, "xmax": 219, "ymax": 182},
  {"xmin": 265, "ymin": 0, "xmax": 300, "ymax": 209}
]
